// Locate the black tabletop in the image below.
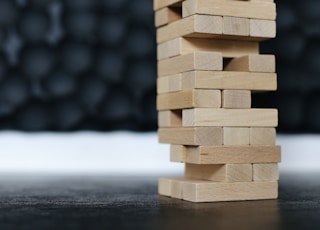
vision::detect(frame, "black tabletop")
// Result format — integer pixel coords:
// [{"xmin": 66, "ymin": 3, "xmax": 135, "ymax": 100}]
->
[{"xmin": 0, "ymin": 173, "xmax": 319, "ymax": 230}]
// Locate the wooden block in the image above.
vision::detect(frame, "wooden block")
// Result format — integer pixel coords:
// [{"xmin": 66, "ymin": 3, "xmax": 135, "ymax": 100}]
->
[
  {"xmin": 170, "ymin": 145, "xmax": 190, "ymax": 163},
  {"xmin": 158, "ymin": 127, "xmax": 223, "ymax": 145},
  {"xmin": 157, "ymin": 15, "xmax": 223, "ymax": 43},
  {"xmin": 158, "ymin": 178, "xmax": 278, "ymax": 202},
  {"xmin": 170, "ymin": 145, "xmax": 282, "ymax": 164},
  {"xmin": 157, "ymin": 37, "xmax": 259, "ymax": 60},
  {"xmin": 185, "ymin": 163, "xmax": 252, "ymax": 182},
  {"xmin": 157, "ymin": 15, "xmax": 274, "ymax": 44},
  {"xmin": 154, "ymin": 0, "xmax": 182, "ymax": 10},
  {"xmin": 158, "ymin": 110, "xmax": 182, "ymax": 128},
  {"xmin": 250, "ymin": 19, "xmax": 276, "ymax": 38},
  {"xmin": 157, "ymin": 89, "xmax": 221, "ymax": 110},
  {"xmin": 223, "ymin": 16, "xmax": 250, "ymax": 36},
  {"xmin": 182, "ymin": 0, "xmax": 276, "ymax": 20},
  {"xmin": 223, "ymin": 127, "xmax": 250, "ymax": 145},
  {"xmin": 158, "ymin": 178, "xmax": 172, "ymax": 196},
  {"xmin": 181, "ymin": 71, "xmax": 277, "ymax": 91},
  {"xmin": 250, "ymin": 127, "xmax": 276, "ymax": 145},
  {"xmin": 222, "ymin": 90, "xmax": 251, "ymax": 108},
  {"xmin": 171, "ymin": 179, "xmax": 183, "ymax": 198},
  {"xmin": 182, "ymin": 179, "xmax": 278, "ymax": 202},
  {"xmin": 170, "ymin": 145, "xmax": 186, "ymax": 162},
  {"xmin": 224, "ymin": 55, "xmax": 275, "ymax": 73},
  {"xmin": 155, "ymin": 7, "xmax": 182, "ymax": 27},
  {"xmin": 253, "ymin": 163, "xmax": 279, "ymax": 181},
  {"xmin": 183, "ymin": 108, "xmax": 278, "ymax": 127},
  {"xmin": 158, "ymin": 52, "xmax": 223, "ymax": 77},
  {"xmin": 157, "ymin": 74, "xmax": 181, "ymax": 94}
]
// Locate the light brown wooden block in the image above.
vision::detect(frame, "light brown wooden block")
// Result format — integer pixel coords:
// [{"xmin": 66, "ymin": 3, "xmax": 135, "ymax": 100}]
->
[
  {"xmin": 157, "ymin": 38, "xmax": 259, "ymax": 61},
  {"xmin": 224, "ymin": 55, "xmax": 275, "ymax": 73},
  {"xmin": 250, "ymin": 127, "xmax": 276, "ymax": 145},
  {"xmin": 222, "ymin": 90, "xmax": 251, "ymax": 108},
  {"xmin": 223, "ymin": 16, "xmax": 250, "ymax": 36},
  {"xmin": 158, "ymin": 52, "xmax": 223, "ymax": 77},
  {"xmin": 183, "ymin": 108, "xmax": 278, "ymax": 127},
  {"xmin": 250, "ymin": 19, "xmax": 276, "ymax": 38},
  {"xmin": 170, "ymin": 145, "xmax": 281, "ymax": 164},
  {"xmin": 155, "ymin": 7, "xmax": 182, "ymax": 27},
  {"xmin": 181, "ymin": 71, "xmax": 277, "ymax": 91},
  {"xmin": 157, "ymin": 14, "xmax": 274, "ymax": 44},
  {"xmin": 185, "ymin": 163, "xmax": 252, "ymax": 182},
  {"xmin": 157, "ymin": 89, "xmax": 221, "ymax": 110},
  {"xmin": 158, "ymin": 178, "xmax": 278, "ymax": 202},
  {"xmin": 171, "ymin": 179, "xmax": 183, "ymax": 198},
  {"xmin": 182, "ymin": 0, "xmax": 276, "ymax": 20},
  {"xmin": 170, "ymin": 145, "xmax": 186, "ymax": 162},
  {"xmin": 158, "ymin": 178, "xmax": 172, "ymax": 196},
  {"xmin": 159, "ymin": 178, "xmax": 190, "ymax": 199},
  {"xmin": 158, "ymin": 110, "xmax": 182, "ymax": 128},
  {"xmin": 253, "ymin": 163, "xmax": 279, "ymax": 181},
  {"xmin": 154, "ymin": 0, "xmax": 182, "ymax": 10},
  {"xmin": 182, "ymin": 179, "xmax": 278, "ymax": 202},
  {"xmin": 223, "ymin": 127, "xmax": 250, "ymax": 145},
  {"xmin": 157, "ymin": 74, "xmax": 181, "ymax": 94},
  {"xmin": 158, "ymin": 127, "xmax": 223, "ymax": 145},
  {"xmin": 157, "ymin": 15, "xmax": 223, "ymax": 43}
]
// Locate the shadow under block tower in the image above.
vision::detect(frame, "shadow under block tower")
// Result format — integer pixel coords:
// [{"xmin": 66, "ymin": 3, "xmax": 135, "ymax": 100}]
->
[{"xmin": 155, "ymin": 0, "xmax": 281, "ymax": 202}]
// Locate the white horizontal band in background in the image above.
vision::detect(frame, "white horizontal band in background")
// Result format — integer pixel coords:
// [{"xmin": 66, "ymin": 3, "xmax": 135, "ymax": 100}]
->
[{"xmin": 0, "ymin": 132, "xmax": 318, "ymax": 174}]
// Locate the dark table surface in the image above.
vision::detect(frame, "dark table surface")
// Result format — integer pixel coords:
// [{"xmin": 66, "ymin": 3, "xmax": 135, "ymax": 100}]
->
[{"xmin": 0, "ymin": 172, "xmax": 319, "ymax": 230}]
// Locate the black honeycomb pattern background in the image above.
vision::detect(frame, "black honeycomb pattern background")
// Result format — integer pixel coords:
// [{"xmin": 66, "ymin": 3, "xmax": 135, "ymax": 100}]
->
[
  {"xmin": 258, "ymin": 0, "xmax": 320, "ymax": 133},
  {"xmin": 0, "ymin": 0, "xmax": 319, "ymax": 133}
]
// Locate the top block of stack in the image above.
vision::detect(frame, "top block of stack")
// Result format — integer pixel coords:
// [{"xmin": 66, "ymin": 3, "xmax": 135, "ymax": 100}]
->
[{"xmin": 155, "ymin": 0, "xmax": 276, "ymax": 44}]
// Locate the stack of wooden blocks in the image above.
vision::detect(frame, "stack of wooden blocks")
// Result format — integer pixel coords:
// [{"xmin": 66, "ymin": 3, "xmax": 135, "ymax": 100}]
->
[{"xmin": 154, "ymin": 0, "xmax": 281, "ymax": 202}]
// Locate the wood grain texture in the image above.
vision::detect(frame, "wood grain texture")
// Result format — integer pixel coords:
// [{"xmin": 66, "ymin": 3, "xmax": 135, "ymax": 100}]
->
[
  {"xmin": 253, "ymin": 163, "xmax": 279, "ymax": 181},
  {"xmin": 223, "ymin": 16, "xmax": 250, "ymax": 36},
  {"xmin": 182, "ymin": 0, "xmax": 276, "ymax": 20},
  {"xmin": 183, "ymin": 179, "xmax": 278, "ymax": 202},
  {"xmin": 222, "ymin": 90, "xmax": 251, "ymax": 108},
  {"xmin": 250, "ymin": 19, "xmax": 276, "ymax": 38},
  {"xmin": 158, "ymin": 52, "xmax": 223, "ymax": 77},
  {"xmin": 157, "ymin": 14, "xmax": 275, "ymax": 43},
  {"xmin": 158, "ymin": 127, "xmax": 223, "ymax": 145},
  {"xmin": 157, "ymin": 89, "xmax": 221, "ymax": 110},
  {"xmin": 250, "ymin": 127, "xmax": 276, "ymax": 145},
  {"xmin": 224, "ymin": 55, "xmax": 276, "ymax": 73},
  {"xmin": 157, "ymin": 74, "xmax": 182, "ymax": 94},
  {"xmin": 155, "ymin": 7, "xmax": 182, "ymax": 28},
  {"xmin": 157, "ymin": 37, "xmax": 259, "ymax": 60},
  {"xmin": 181, "ymin": 71, "xmax": 277, "ymax": 91},
  {"xmin": 154, "ymin": 0, "xmax": 182, "ymax": 10},
  {"xmin": 170, "ymin": 145, "xmax": 186, "ymax": 162},
  {"xmin": 182, "ymin": 108, "xmax": 278, "ymax": 127},
  {"xmin": 170, "ymin": 145, "xmax": 282, "ymax": 164},
  {"xmin": 223, "ymin": 127, "xmax": 250, "ymax": 145},
  {"xmin": 158, "ymin": 178, "xmax": 278, "ymax": 202},
  {"xmin": 157, "ymin": 15, "xmax": 223, "ymax": 44},
  {"xmin": 185, "ymin": 163, "xmax": 252, "ymax": 182},
  {"xmin": 171, "ymin": 179, "xmax": 184, "ymax": 198},
  {"xmin": 158, "ymin": 110, "xmax": 182, "ymax": 128},
  {"xmin": 158, "ymin": 177, "xmax": 172, "ymax": 196}
]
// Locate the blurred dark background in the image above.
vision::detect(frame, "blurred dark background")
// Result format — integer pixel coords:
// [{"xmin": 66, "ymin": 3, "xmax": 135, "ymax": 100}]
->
[{"xmin": 0, "ymin": 0, "xmax": 318, "ymax": 133}]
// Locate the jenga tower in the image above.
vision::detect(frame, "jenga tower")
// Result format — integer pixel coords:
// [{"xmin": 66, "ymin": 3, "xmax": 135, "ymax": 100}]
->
[{"xmin": 154, "ymin": 0, "xmax": 281, "ymax": 202}]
